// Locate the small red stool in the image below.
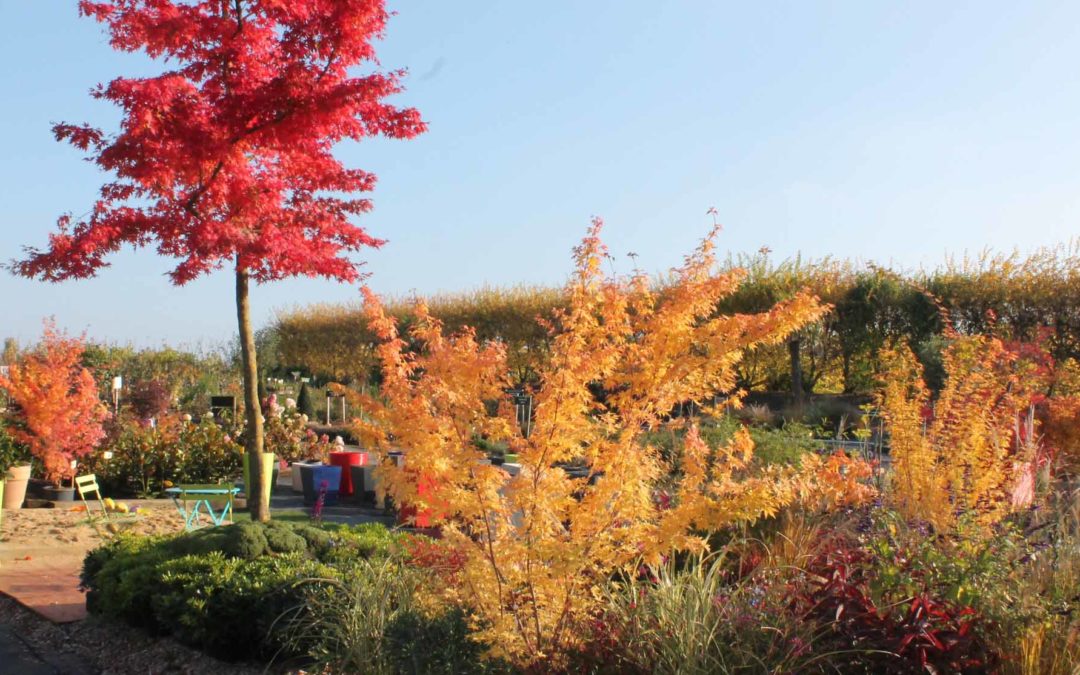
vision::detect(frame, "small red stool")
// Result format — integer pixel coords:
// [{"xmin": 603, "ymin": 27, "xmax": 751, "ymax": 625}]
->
[{"xmin": 328, "ymin": 451, "xmax": 368, "ymax": 497}]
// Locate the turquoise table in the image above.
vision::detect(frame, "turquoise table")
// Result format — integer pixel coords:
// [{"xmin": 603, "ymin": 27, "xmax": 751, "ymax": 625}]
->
[{"xmin": 165, "ymin": 484, "xmax": 239, "ymax": 530}]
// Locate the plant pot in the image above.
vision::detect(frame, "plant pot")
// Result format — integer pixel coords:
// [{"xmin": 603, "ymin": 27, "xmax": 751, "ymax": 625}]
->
[
  {"xmin": 329, "ymin": 450, "xmax": 367, "ymax": 497},
  {"xmin": 301, "ymin": 464, "xmax": 341, "ymax": 506},
  {"xmin": 349, "ymin": 465, "xmax": 374, "ymax": 505},
  {"xmin": 44, "ymin": 485, "xmax": 75, "ymax": 502},
  {"xmin": 242, "ymin": 453, "xmax": 277, "ymax": 497},
  {"xmin": 291, "ymin": 460, "xmax": 321, "ymax": 493},
  {"xmin": 2, "ymin": 463, "xmax": 31, "ymax": 510},
  {"xmin": 26, "ymin": 478, "xmax": 51, "ymax": 500},
  {"xmin": 4, "ymin": 463, "xmax": 31, "ymax": 481}
]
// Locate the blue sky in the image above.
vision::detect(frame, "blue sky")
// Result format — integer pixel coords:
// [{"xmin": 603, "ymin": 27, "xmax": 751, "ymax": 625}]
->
[{"xmin": 2, "ymin": 1, "xmax": 1079, "ymax": 347}]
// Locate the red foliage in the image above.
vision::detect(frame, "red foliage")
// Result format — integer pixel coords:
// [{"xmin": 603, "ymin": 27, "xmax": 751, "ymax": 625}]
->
[
  {"xmin": 15, "ymin": 0, "xmax": 426, "ymax": 286},
  {"xmin": 796, "ymin": 545, "xmax": 998, "ymax": 673},
  {"xmin": 0, "ymin": 322, "xmax": 109, "ymax": 484},
  {"xmin": 128, "ymin": 379, "xmax": 171, "ymax": 422},
  {"xmin": 400, "ymin": 534, "xmax": 468, "ymax": 580}
]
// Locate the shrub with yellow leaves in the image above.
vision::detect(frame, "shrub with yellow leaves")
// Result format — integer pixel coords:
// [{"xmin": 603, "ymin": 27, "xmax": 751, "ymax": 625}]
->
[
  {"xmin": 344, "ymin": 220, "xmax": 874, "ymax": 667},
  {"xmin": 877, "ymin": 334, "xmax": 1051, "ymax": 532}
]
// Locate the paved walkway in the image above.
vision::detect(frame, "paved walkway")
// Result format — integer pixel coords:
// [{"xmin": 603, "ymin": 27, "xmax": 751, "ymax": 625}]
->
[{"xmin": 0, "ymin": 549, "xmax": 86, "ymax": 623}]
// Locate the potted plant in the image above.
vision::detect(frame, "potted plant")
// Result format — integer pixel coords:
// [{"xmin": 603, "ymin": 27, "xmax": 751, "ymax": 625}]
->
[
  {"xmin": 0, "ymin": 424, "xmax": 32, "ymax": 509},
  {"xmin": 44, "ymin": 462, "xmax": 78, "ymax": 502},
  {"xmin": 0, "ymin": 322, "xmax": 108, "ymax": 504},
  {"xmin": 291, "ymin": 430, "xmax": 331, "ymax": 493}
]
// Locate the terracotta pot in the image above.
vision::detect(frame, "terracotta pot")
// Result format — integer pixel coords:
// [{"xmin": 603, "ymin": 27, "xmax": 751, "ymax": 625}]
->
[
  {"xmin": 2, "ymin": 463, "xmax": 31, "ymax": 510},
  {"xmin": 4, "ymin": 464, "xmax": 31, "ymax": 481}
]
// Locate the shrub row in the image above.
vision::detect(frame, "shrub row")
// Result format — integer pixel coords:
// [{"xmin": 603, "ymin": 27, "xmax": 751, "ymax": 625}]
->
[
  {"xmin": 81, "ymin": 521, "xmax": 498, "ymax": 672},
  {"xmin": 275, "ymin": 244, "xmax": 1080, "ymax": 395}
]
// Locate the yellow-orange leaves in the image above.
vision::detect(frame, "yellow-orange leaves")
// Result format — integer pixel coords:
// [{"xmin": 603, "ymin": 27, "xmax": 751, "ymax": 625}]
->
[
  {"xmin": 347, "ymin": 220, "xmax": 871, "ymax": 667},
  {"xmin": 878, "ymin": 335, "xmax": 1048, "ymax": 531}
]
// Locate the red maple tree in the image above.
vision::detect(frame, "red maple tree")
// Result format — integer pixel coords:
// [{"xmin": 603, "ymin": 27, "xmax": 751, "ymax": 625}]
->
[
  {"xmin": 0, "ymin": 322, "xmax": 108, "ymax": 485},
  {"xmin": 12, "ymin": 1, "xmax": 425, "ymax": 519}
]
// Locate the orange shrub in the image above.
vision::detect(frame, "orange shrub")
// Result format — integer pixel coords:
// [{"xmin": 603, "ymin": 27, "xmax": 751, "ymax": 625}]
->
[{"xmin": 344, "ymin": 220, "xmax": 873, "ymax": 667}]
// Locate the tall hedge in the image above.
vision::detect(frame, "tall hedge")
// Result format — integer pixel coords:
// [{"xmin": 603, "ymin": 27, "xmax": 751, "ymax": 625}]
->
[{"xmin": 274, "ymin": 243, "xmax": 1080, "ymax": 396}]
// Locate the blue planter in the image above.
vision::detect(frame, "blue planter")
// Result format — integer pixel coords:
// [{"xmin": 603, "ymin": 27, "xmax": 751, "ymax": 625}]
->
[{"xmin": 300, "ymin": 464, "xmax": 341, "ymax": 506}]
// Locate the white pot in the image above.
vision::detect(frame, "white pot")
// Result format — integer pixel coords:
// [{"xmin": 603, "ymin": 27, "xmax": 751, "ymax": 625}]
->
[{"xmin": 291, "ymin": 461, "xmax": 321, "ymax": 493}]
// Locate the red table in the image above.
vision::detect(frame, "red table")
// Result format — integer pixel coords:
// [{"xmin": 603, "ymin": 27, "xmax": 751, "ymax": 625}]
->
[{"xmin": 328, "ymin": 451, "xmax": 368, "ymax": 497}]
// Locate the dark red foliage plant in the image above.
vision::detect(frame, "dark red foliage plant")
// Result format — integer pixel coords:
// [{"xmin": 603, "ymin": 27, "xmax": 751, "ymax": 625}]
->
[
  {"xmin": 128, "ymin": 379, "xmax": 172, "ymax": 422},
  {"xmin": 796, "ymin": 543, "xmax": 999, "ymax": 674}
]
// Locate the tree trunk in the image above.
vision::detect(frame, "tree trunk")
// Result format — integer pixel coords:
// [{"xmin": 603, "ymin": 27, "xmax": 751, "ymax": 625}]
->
[
  {"xmin": 788, "ymin": 335, "xmax": 805, "ymax": 404},
  {"xmin": 841, "ymin": 349, "xmax": 853, "ymax": 394},
  {"xmin": 236, "ymin": 267, "xmax": 270, "ymax": 522}
]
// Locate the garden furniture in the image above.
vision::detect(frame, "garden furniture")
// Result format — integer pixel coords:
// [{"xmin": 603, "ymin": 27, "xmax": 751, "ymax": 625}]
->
[
  {"xmin": 328, "ymin": 450, "xmax": 368, "ymax": 497},
  {"xmin": 165, "ymin": 484, "xmax": 239, "ymax": 530},
  {"xmin": 74, "ymin": 473, "xmax": 109, "ymax": 520}
]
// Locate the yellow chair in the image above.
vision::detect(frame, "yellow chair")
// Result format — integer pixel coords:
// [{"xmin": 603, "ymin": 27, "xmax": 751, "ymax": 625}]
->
[{"xmin": 75, "ymin": 473, "xmax": 109, "ymax": 520}]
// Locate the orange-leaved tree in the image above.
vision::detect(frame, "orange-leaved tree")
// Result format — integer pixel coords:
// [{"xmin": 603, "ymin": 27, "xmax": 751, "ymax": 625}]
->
[
  {"xmin": 877, "ymin": 333, "xmax": 1052, "ymax": 532},
  {"xmin": 1042, "ymin": 357, "xmax": 1080, "ymax": 473},
  {"xmin": 344, "ymin": 220, "xmax": 874, "ymax": 666},
  {"xmin": 0, "ymin": 321, "xmax": 109, "ymax": 484}
]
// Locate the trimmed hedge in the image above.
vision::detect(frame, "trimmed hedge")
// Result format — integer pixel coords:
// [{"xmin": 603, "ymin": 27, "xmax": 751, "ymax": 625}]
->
[
  {"xmin": 275, "ymin": 245, "xmax": 1080, "ymax": 396},
  {"xmin": 81, "ymin": 521, "xmax": 401, "ymax": 661}
]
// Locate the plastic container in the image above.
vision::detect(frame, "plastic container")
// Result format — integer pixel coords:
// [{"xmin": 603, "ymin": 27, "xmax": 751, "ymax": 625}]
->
[
  {"xmin": 300, "ymin": 464, "xmax": 341, "ymax": 506},
  {"xmin": 328, "ymin": 451, "xmax": 368, "ymax": 496},
  {"xmin": 242, "ymin": 453, "xmax": 278, "ymax": 496},
  {"xmin": 291, "ymin": 460, "xmax": 321, "ymax": 493},
  {"xmin": 2, "ymin": 463, "xmax": 31, "ymax": 510}
]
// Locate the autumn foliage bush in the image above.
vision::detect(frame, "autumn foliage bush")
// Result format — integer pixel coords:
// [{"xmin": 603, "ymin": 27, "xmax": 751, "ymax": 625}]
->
[
  {"xmin": 345, "ymin": 221, "xmax": 874, "ymax": 667},
  {"xmin": 0, "ymin": 321, "xmax": 108, "ymax": 484},
  {"xmin": 85, "ymin": 414, "xmax": 242, "ymax": 497},
  {"xmin": 877, "ymin": 331, "xmax": 1064, "ymax": 532}
]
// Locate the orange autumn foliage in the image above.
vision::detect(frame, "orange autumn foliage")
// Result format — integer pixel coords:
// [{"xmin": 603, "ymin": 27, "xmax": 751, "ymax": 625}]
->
[
  {"xmin": 877, "ymin": 334, "xmax": 1051, "ymax": 532},
  {"xmin": 1044, "ymin": 395, "xmax": 1080, "ymax": 473},
  {"xmin": 0, "ymin": 322, "xmax": 109, "ymax": 484},
  {"xmin": 344, "ymin": 220, "xmax": 874, "ymax": 667}
]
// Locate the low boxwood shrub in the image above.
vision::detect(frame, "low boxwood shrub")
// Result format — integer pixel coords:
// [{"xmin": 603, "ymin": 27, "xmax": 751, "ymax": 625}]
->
[
  {"xmin": 81, "ymin": 520, "xmax": 403, "ymax": 661},
  {"xmin": 153, "ymin": 551, "xmax": 335, "ymax": 658}
]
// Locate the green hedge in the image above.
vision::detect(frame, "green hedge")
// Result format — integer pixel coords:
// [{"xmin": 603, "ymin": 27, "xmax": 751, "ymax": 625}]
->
[
  {"xmin": 81, "ymin": 521, "xmax": 401, "ymax": 661},
  {"xmin": 80, "ymin": 521, "xmax": 498, "ymax": 672},
  {"xmin": 275, "ymin": 245, "xmax": 1080, "ymax": 396}
]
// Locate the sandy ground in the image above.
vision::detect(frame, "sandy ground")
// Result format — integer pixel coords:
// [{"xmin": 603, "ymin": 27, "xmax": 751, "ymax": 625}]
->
[
  {"xmin": 1, "ymin": 499, "xmax": 188, "ymax": 548},
  {"xmin": 0, "ymin": 500, "xmax": 192, "ymax": 623}
]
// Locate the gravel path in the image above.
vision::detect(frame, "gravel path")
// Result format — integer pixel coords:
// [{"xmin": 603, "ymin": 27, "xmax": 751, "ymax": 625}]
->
[{"xmin": 0, "ymin": 594, "xmax": 273, "ymax": 675}]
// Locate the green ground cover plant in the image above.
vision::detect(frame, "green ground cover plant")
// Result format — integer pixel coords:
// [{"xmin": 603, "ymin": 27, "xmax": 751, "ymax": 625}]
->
[{"xmin": 80, "ymin": 521, "xmax": 403, "ymax": 661}]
